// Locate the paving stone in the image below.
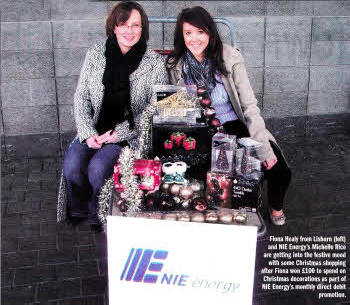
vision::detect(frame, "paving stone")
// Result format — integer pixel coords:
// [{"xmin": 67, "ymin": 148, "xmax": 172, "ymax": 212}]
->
[
  {"xmin": 55, "ymin": 261, "xmax": 98, "ymax": 280},
  {"xmin": 1, "ymin": 269, "xmax": 15, "ymax": 287},
  {"xmin": 56, "ymin": 76, "xmax": 79, "ymax": 105},
  {"xmin": 1, "ymin": 50, "xmax": 54, "ymax": 81},
  {"xmin": 39, "ymin": 248, "xmax": 78, "ymax": 264},
  {"xmin": 49, "ymin": 0, "xmax": 107, "ymax": 20},
  {"xmin": 21, "ymin": 223, "xmax": 41, "ymax": 239},
  {"xmin": 1, "ymin": 286, "xmax": 36, "ymax": 305},
  {"xmin": 59, "ymin": 105, "xmax": 75, "ymax": 133},
  {"xmin": 148, "ymin": 23, "xmax": 163, "ymax": 50},
  {"xmin": 51, "ymin": 295, "xmax": 105, "ymax": 305},
  {"xmin": 1, "ymin": 80, "xmax": 31, "ymax": 108},
  {"xmin": 81, "ymin": 276, "xmax": 106, "ymax": 296},
  {"xmin": 246, "ymin": 67, "xmax": 263, "ymax": 94},
  {"xmin": 97, "ymin": 258, "xmax": 107, "ymax": 276},
  {"xmin": 266, "ymin": 1, "xmax": 314, "ymax": 16},
  {"xmin": 311, "ymin": 41, "xmax": 350, "ymax": 66},
  {"xmin": 310, "ymin": 66, "xmax": 350, "ymax": 91},
  {"xmin": 38, "ymin": 279, "xmax": 81, "ymax": 302},
  {"xmin": 0, "ymin": 0, "xmax": 50, "ymax": 22},
  {"xmin": 108, "ymin": 0, "xmax": 163, "ymax": 16},
  {"xmin": 264, "ymin": 67, "xmax": 309, "ymax": 92},
  {"xmin": 28, "ymin": 159, "xmax": 43, "ymax": 173},
  {"xmin": 42, "ymin": 158, "xmax": 59, "ymax": 173},
  {"xmin": 2, "ymin": 251, "xmax": 37, "ymax": 268},
  {"xmin": 222, "ymin": 17, "xmax": 265, "ymax": 43},
  {"xmin": 265, "ymin": 116, "xmax": 307, "ymax": 139},
  {"xmin": 30, "ymin": 78, "xmax": 57, "ymax": 106},
  {"xmin": 216, "ymin": 1, "xmax": 265, "ymax": 16},
  {"xmin": 1, "ymin": 21, "xmax": 52, "ymax": 51},
  {"xmin": 266, "ymin": 17, "xmax": 312, "ymax": 42},
  {"xmin": 22, "ymin": 210, "xmax": 57, "ymax": 224},
  {"xmin": 78, "ymin": 245, "xmax": 106, "ymax": 262},
  {"xmin": 1, "ymin": 236, "xmax": 18, "ymax": 253},
  {"xmin": 4, "ymin": 134, "xmax": 60, "ymax": 159},
  {"xmin": 265, "ymin": 40, "xmax": 310, "ymax": 67},
  {"xmin": 236, "ymin": 42, "xmax": 264, "ymax": 67},
  {"xmin": 18, "ymin": 235, "xmax": 57, "ymax": 252},
  {"xmin": 54, "ymin": 48, "xmax": 89, "ymax": 77},
  {"xmin": 1, "ymin": 213, "xmax": 21, "ymax": 226},
  {"xmin": 314, "ymin": 1, "xmax": 350, "ymax": 17},
  {"xmin": 313, "ymin": 17, "xmax": 350, "ymax": 41},
  {"xmin": 14, "ymin": 265, "xmax": 56, "ymax": 285},
  {"xmin": 7, "ymin": 201, "xmax": 41, "ymax": 215},
  {"xmin": 308, "ymin": 90, "xmax": 350, "ymax": 115},
  {"xmin": 7, "ymin": 190, "xmax": 26, "ymax": 203},
  {"xmin": 60, "ymin": 133, "xmax": 76, "ymax": 155},
  {"xmin": 163, "ymin": 1, "xmax": 218, "ymax": 17},
  {"xmin": 263, "ymin": 92, "xmax": 307, "ymax": 118},
  {"xmin": 3, "ymin": 106, "xmax": 58, "ymax": 136},
  {"xmin": 52, "ymin": 20, "xmax": 105, "ymax": 49},
  {"xmin": 306, "ymin": 113, "xmax": 350, "ymax": 136}
]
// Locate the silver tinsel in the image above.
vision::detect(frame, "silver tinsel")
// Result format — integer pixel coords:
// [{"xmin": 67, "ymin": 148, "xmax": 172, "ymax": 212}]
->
[
  {"xmin": 97, "ymin": 177, "xmax": 114, "ymax": 224},
  {"xmin": 118, "ymin": 146, "xmax": 143, "ymax": 214},
  {"xmin": 136, "ymin": 102, "xmax": 157, "ymax": 158}
]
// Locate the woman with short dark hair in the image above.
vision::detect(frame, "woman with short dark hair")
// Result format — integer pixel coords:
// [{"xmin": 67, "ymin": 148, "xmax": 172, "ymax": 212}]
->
[
  {"xmin": 168, "ymin": 6, "xmax": 291, "ymax": 225},
  {"xmin": 57, "ymin": 1, "xmax": 168, "ymax": 231}
]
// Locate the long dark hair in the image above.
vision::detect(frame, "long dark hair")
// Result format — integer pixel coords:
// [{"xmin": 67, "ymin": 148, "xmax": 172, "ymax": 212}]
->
[
  {"xmin": 106, "ymin": 1, "xmax": 149, "ymax": 41},
  {"xmin": 167, "ymin": 6, "xmax": 228, "ymax": 76}
]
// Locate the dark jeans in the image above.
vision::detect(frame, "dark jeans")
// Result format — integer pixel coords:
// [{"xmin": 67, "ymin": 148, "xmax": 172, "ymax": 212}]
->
[
  {"xmin": 223, "ymin": 120, "xmax": 292, "ymax": 211},
  {"xmin": 63, "ymin": 139, "xmax": 122, "ymax": 224}
]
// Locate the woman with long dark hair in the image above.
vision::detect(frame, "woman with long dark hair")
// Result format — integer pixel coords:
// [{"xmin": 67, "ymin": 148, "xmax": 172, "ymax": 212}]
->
[
  {"xmin": 167, "ymin": 6, "xmax": 291, "ymax": 225},
  {"xmin": 57, "ymin": 1, "xmax": 168, "ymax": 231}
]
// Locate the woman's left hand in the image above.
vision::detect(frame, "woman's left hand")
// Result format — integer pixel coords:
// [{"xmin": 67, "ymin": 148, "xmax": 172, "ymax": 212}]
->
[
  {"xmin": 96, "ymin": 130, "xmax": 118, "ymax": 144},
  {"xmin": 263, "ymin": 159, "xmax": 277, "ymax": 170}
]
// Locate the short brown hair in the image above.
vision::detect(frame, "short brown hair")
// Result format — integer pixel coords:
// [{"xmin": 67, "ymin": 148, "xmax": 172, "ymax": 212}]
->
[{"xmin": 106, "ymin": 1, "xmax": 149, "ymax": 41}]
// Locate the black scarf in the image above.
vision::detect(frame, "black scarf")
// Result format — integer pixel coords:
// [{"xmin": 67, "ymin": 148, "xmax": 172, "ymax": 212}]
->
[
  {"xmin": 95, "ymin": 34, "xmax": 147, "ymax": 134},
  {"xmin": 182, "ymin": 50, "xmax": 216, "ymax": 93}
]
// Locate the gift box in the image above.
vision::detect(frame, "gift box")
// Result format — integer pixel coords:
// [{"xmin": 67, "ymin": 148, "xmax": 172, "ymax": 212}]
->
[
  {"xmin": 151, "ymin": 121, "xmax": 213, "ymax": 180},
  {"xmin": 114, "ymin": 159, "xmax": 162, "ymax": 192},
  {"xmin": 153, "ymin": 85, "xmax": 201, "ymax": 124},
  {"xmin": 211, "ymin": 133, "xmax": 236, "ymax": 174},
  {"xmin": 236, "ymin": 138, "xmax": 262, "ymax": 180},
  {"xmin": 231, "ymin": 174, "xmax": 263, "ymax": 211},
  {"xmin": 206, "ymin": 172, "xmax": 232, "ymax": 208}
]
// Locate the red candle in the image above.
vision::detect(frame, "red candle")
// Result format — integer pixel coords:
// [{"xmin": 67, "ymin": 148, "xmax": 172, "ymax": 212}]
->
[{"xmin": 164, "ymin": 140, "xmax": 173, "ymax": 150}]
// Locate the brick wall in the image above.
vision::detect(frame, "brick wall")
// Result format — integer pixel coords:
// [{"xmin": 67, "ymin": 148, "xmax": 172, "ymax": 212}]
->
[{"xmin": 1, "ymin": 1, "xmax": 349, "ymax": 158}]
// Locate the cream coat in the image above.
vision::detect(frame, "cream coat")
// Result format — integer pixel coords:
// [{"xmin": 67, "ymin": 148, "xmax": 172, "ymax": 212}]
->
[{"xmin": 169, "ymin": 43, "xmax": 277, "ymax": 162}]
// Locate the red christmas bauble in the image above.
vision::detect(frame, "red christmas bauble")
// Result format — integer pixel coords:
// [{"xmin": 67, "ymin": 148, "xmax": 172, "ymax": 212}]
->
[
  {"xmin": 210, "ymin": 118, "xmax": 221, "ymax": 127},
  {"xmin": 200, "ymin": 98, "xmax": 211, "ymax": 108}
]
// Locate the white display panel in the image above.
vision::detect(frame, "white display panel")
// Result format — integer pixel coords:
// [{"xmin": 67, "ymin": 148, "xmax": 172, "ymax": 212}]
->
[{"xmin": 107, "ymin": 216, "xmax": 257, "ymax": 305}]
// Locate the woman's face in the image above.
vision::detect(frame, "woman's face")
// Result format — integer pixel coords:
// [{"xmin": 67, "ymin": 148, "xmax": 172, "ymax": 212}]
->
[
  {"xmin": 182, "ymin": 22, "xmax": 209, "ymax": 62},
  {"xmin": 114, "ymin": 9, "xmax": 142, "ymax": 54}
]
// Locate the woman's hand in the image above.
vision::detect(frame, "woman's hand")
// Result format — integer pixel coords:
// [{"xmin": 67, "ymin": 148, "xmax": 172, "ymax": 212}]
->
[
  {"xmin": 86, "ymin": 135, "xmax": 102, "ymax": 149},
  {"xmin": 263, "ymin": 159, "xmax": 277, "ymax": 170},
  {"xmin": 96, "ymin": 130, "xmax": 118, "ymax": 145}
]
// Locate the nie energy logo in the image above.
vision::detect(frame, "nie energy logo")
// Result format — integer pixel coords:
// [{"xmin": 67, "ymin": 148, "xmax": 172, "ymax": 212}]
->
[
  {"xmin": 120, "ymin": 248, "xmax": 168, "ymax": 283},
  {"xmin": 120, "ymin": 247, "xmax": 240, "ymax": 294}
]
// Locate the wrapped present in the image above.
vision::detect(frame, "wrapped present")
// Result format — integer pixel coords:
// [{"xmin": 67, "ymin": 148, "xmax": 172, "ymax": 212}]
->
[
  {"xmin": 206, "ymin": 172, "xmax": 232, "ymax": 208},
  {"xmin": 114, "ymin": 159, "xmax": 162, "ymax": 192},
  {"xmin": 211, "ymin": 132, "xmax": 236, "ymax": 174}
]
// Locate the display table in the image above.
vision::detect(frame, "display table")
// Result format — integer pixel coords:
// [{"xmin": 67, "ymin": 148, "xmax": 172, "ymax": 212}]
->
[{"xmin": 110, "ymin": 188, "xmax": 266, "ymax": 237}]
